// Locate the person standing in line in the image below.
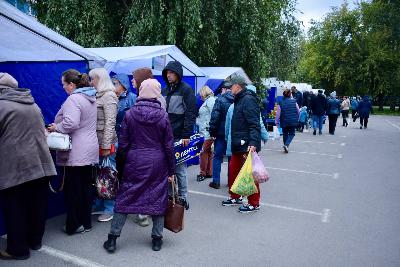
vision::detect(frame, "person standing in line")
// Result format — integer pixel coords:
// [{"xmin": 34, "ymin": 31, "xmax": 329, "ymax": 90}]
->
[
  {"xmin": 0, "ymin": 73, "xmax": 57, "ymax": 260},
  {"xmin": 162, "ymin": 61, "xmax": 197, "ymax": 210},
  {"xmin": 326, "ymin": 91, "xmax": 341, "ymax": 135},
  {"xmin": 89, "ymin": 68, "xmax": 118, "ymax": 222},
  {"xmin": 196, "ymin": 86, "xmax": 216, "ymax": 182},
  {"xmin": 311, "ymin": 89, "xmax": 327, "ymax": 135},
  {"xmin": 48, "ymin": 69, "xmax": 99, "ymax": 235},
  {"xmin": 103, "ymin": 79, "xmax": 175, "ymax": 253},
  {"xmin": 358, "ymin": 96, "xmax": 372, "ymax": 129},
  {"xmin": 275, "ymin": 89, "xmax": 300, "ymax": 153},
  {"xmin": 112, "ymin": 73, "xmax": 137, "ymax": 134},
  {"xmin": 341, "ymin": 96, "xmax": 350, "ymax": 127},
  {"xmin": 208, "ymin": 81, "xmax": 235, "ymax": 189},
  {"xmin": 132, "ymin": 68, "xmax": 166, "ymax": 110},
  {"xmin": 221, "ymin": 77, "xmax": 261, "ymax": 213}
]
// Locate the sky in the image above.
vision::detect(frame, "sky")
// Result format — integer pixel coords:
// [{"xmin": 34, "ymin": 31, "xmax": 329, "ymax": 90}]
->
[{"xmin": 295, "ymin": 0, "xmax": 358, "ymax": 31}]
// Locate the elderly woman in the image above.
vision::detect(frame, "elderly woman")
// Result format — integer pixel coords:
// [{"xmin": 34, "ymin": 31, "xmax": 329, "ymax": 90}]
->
[
  {"xmin": 0, "ymin": 73, "xmax": 56, "ymax": 260},
  {"xmin": 196, "ymin": 86, "xmax": 216, "ymax": 182},
  {"xmin": 132, "ymin": 67, "xmax": 166, "ymax": 110},
  {"xmin": 275, "ymin": 89, "xmax": 299, "ymax": 153},
  {"xmin": 103, "ymin": 79, "xmax": 175, "ymax": 253},
  {"xmin": 47, "ymin": 69, "xmax": 98, "ymax": 235},
  {"xmin": 89, "ymin": 68, "xmax": 118, "ymax": 222}
]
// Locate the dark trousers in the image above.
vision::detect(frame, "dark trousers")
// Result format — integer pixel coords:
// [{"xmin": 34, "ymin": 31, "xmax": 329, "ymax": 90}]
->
[
  {"xmin": 351, "ymin": 110, "xmax": 357, "ymax": 119},
  {"xmin": 0, "ymin": 177, "xmax": 49, "ymax": 257},
  {"xmin": 64, "ymin": 166, "xmax": 93, "ymax": 234},
  {"xmin": 282, "ymin": 126, "xmax": 296, "ymax": 146},
  {"xmin": 341, "ymin": 110, "xmax": 349, "ymax": 126},
  {"xmin": 360, "ymin": 117, "xmax": 369, "ymax": 128},
  {"xmin": 328, "ymin": 114, "xmax": 339, "ymax": 134}
]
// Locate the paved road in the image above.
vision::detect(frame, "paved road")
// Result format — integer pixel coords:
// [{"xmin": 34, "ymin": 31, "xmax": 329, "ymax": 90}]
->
[{"xmin": 2, "ymin": 115, "xmax": 400, "ymax": 267}]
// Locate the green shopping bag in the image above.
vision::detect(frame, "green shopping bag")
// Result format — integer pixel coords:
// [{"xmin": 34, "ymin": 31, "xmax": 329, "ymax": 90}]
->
[{"xmin": 230, "ymin": 152, "xmax": 258, "ymax": 196}]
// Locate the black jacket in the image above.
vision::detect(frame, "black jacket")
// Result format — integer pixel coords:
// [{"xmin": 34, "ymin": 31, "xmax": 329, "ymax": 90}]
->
[
  {"xmin": 209, "ymin": 91, "xmax": 234, "ymax": 138},
  {"xmin": 231, "ymin": 89, "xmax": 261, "ymax": 154},
  {"xmin": 311, "ymin": 93, "xmax": 327, "ymax": 116},
  {"xmin": 162, "ymin": 61, "xmax": 197, "ymax": 139}
]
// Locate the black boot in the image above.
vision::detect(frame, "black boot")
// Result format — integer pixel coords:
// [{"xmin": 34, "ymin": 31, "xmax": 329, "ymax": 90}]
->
[
  {"xmin": 152, "ymin": 236, "xmax": 163, "ymax": 251},
  {"xmin": 103, "ymin": 234, "xmax": 118, "ymax": 253}
]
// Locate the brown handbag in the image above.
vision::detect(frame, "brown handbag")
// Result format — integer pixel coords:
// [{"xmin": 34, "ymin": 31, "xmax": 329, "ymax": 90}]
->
[{"xmin": 164, "ymin": 178, "xmax": 184, "ymax": 233}]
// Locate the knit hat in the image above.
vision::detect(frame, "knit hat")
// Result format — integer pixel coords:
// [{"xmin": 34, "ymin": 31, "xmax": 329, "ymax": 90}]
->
[
  {"xmin": 330, "ymin": 91, "xmax": 336, "ymax": 98},
  {"xmin": 139, "ymin": 79, "xmax": 162, "ymax": 99},
  {"xmin": 0, "ymin": 73, "xmax": 18, "ymax": 88},
  {"xmin": 133, "ymin": 68, "xmax": 153, "ymax": 91},
  {"xmin": 112, "ymin": 73, "xmax": 131, "ymax": 91}
]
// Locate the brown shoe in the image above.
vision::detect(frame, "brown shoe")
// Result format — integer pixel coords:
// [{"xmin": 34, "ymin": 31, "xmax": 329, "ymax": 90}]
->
[{"xmin": 0, "ymin": 250, "xmax": 29, "ymax": 260}]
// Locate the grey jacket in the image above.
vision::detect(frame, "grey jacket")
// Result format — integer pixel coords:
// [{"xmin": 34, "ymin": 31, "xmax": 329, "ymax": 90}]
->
[
  {"xmin": 96, "ymin": 90, "xmax": 118, "ymax": 149},
  {"xmin": 196, "ymin": 95, "xmax": 216, "ymax": 139},
  {"xmin": 0, "ymin": 79, "xmax": 56, "ymax": 190}
]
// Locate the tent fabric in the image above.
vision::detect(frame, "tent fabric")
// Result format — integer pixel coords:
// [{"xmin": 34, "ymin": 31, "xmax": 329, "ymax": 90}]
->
[
  {"xmin": 0, "ymin": 1, "xmax": 104, "ymax": 66},
  {"xmin": 87, "ymin": 46, "xmax": 206, "ymax": 77},
  {"xmin": 201, "ymin": 67, "xmax": 252, "ymax": 84}
]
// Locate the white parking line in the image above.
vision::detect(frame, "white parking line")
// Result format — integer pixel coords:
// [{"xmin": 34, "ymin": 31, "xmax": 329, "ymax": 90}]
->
[
  {"xmin": 0, "ymin": 237, "xmax": 106, "ymax": 267},
  {"xmin": 265, "ymin": 166, "xmax": 338, "ymax": 179},
  {"xmin": 189, "ymin": 190, "xmax": 331, "ymax": 223},
  {"xmin": 385, "ymin": 119, "xmax": 400, "ymax": 131},
  {"xmin": 263, "ymin": 148, "xmax": 342, "ymax": 158},
  {"xmin": 291, "ymin": 140, "xmax": 346, "ymax": 146},
  {"xmin": 40, "ymin": 245, "xmax": 107, "ymax": 267}
]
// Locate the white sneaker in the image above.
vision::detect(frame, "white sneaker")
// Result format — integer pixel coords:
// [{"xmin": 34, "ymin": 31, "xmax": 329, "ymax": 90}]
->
[{"xmin": 98, "ymin": 214, "xmax": 113, "ymax": 222}]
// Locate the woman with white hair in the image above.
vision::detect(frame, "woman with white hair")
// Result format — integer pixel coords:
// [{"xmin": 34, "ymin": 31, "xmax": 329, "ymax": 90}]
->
[
  {"xmin": 196, "ymin": 86, "xmax": 216, "ymax": 182},
  {"xmin": 89, "ymin": 68, "xmax": 118, "ymax": 222}
]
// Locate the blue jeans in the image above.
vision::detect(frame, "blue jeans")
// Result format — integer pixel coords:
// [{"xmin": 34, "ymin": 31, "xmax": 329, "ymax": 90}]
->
[
  {"xmin": 312, "ymin": 115, "xmax": 324, "ymax": 132},
  {"xmin": 171, "ymin": 162, "xmax": 188, "ymax": 200},
  {"xmin": 212, "ymin": 137, "xmax": 227, "ymax": 184},
  {"xmin": 93, "ymin": 153, "xmax": 116, "ymax": 215},
  {"xmin": 282, "ymin": 126, "xmax": 296, "ymax": 146}
]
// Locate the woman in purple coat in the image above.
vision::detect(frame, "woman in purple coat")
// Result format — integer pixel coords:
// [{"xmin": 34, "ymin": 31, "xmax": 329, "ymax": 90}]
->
[{"xmin": 103, "ymin": 79, "xmax": 175, "ymax": 253}]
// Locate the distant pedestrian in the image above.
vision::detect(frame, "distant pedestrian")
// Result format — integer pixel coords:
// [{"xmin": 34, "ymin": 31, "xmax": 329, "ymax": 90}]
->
[
  {"xmin": 275, "ymin": 89, "xmax": 300, "ymax": 153},
  {"xmin": 0, "ymin": 73, "xmax": 57, "ymax": 260},
  {"xmin": 311, "ymin": 89, "xmax": 327, "ymax": 135},
  {"xmin": 103, "ymin": 79, "xmax": 175, "ymax": 253},
  {"xmin": 222, "ymin": 76, "xmax": 261, "ymax": 213},
  {"xmin": 351, "ymin": 97, "xmax": 359, "ymax": 120},
  {"xmin": 327, "ymin": 91, "xmax": 341, "ymax": 135},
  {"xmin": 341, "ymin": 96, "xmax": 350, "ymax": 127},
  {"xmin": 208, "ymin": 81, "xmax": 234, "ymax": 189},
  {"xmin": 196, "ymin": 86, "xmax": 216, "ymax": 182},
  {"xmin": 358, "ymin": 96, "xmax": 372, "ymax": 129},
  {"xmin": 299, "ymin": 106, "xmax": 308, "ymax": 132}
]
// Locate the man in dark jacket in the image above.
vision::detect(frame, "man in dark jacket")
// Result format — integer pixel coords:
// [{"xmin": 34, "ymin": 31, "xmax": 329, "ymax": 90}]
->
[
  {"xmin": 162, "ymin": 61, "xmax": 196, "ymax": 210},
  {"xmin": 357, "ymin": 96, "xmax": 372, "ymax": 129},
  {"xmin": 291, "ymin": 86, "xmax": 303, "ymax": 108},
  {"xmin": 311, "ymin": 89, "xmax": 327, "ymax": 135},
  {"xmin": 208, "ymin": 82, "xmax": 234, "ymax": 189},
  {"xmin": 221, "ymin": 77, "xmax": 261, "ymax": 213}
]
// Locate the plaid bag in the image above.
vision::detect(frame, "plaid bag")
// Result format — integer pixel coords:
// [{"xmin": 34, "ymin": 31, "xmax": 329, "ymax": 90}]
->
[{"xmin": 95, "ymin": 157, "xmax": 119, "ymax": 199}]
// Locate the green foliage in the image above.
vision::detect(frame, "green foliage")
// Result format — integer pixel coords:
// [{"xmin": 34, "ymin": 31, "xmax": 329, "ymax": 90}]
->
[{"xmin": 296, "ymin": 0, "xmax": 400, "ymax": 104}]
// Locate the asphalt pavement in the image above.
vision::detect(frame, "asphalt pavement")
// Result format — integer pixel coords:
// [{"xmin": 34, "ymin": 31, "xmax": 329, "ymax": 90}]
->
[{"xmin": 1, "ymin": 115, "xmax": 400, "ymax": 267}]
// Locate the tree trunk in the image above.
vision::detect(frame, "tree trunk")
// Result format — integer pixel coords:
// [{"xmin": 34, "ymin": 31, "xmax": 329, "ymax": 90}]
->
[{"xmin": 377, "ymin": 93, "xmax": 384, "ymax": 111}]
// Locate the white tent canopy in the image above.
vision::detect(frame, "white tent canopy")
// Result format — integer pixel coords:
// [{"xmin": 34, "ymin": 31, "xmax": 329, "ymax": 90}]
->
[
  {"xmin": 87, "ymin": 45, "xmax": 207, "ymax": 77},
  {"xmin": 201, "ymin": 67, "xmax": 252, "ymax": 83},
  {"xmin": 0, "ymin": 1, "xmax": 104, "ymax": 66}
]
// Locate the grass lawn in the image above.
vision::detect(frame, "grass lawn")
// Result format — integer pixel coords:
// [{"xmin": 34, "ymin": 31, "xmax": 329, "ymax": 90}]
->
[{"xmin": 372, "ymin": 106, "xmax": 400, "ymax": 116}]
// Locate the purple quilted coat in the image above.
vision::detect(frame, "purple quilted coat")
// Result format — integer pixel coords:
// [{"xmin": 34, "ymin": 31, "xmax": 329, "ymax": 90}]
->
[{"xmin": 115, "ymin": 99, "xmax": 175, "ymax": 215}]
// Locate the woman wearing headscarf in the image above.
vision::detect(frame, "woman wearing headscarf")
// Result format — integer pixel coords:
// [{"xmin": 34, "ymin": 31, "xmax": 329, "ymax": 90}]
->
[
  {"xmin": 103, "ymin": 79, "xmax": 175, "ymax": 252},
  {"xmin": 89, "ymin": 68, "xmax": 118, "ymax": 222},
  {"xmin": 0, "ymin": 73, "xmax": 57, "ymax": 260},
  {"xmin": 47, "ymin": 69, "xmax": 98, "ymax": 235}
]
